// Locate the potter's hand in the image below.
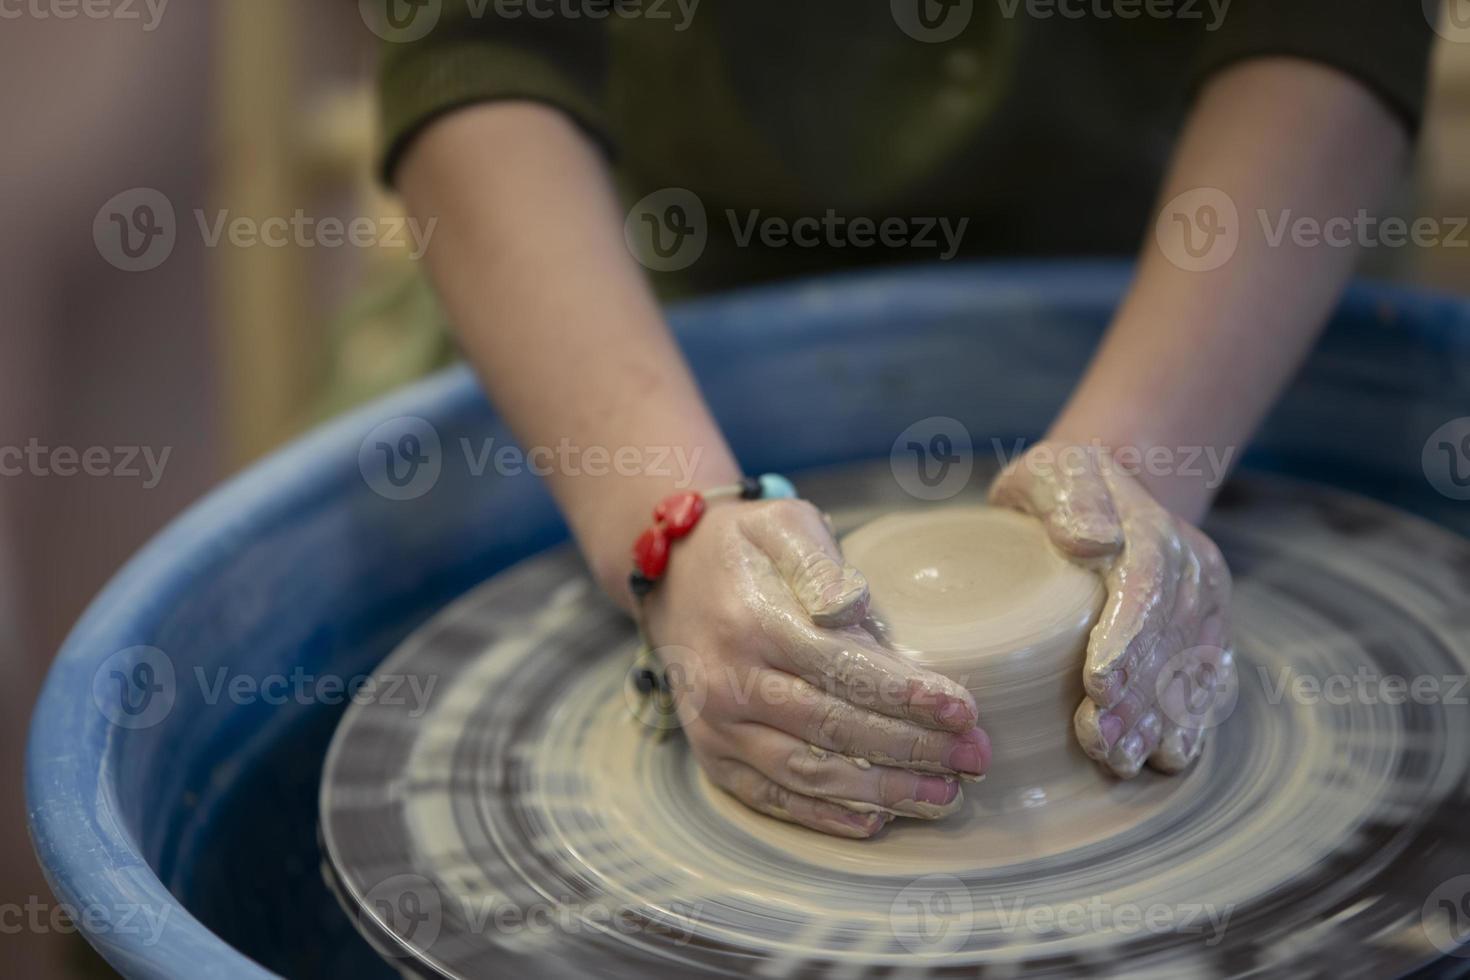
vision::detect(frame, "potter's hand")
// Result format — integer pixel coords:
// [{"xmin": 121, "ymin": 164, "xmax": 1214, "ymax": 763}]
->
[
  {"xmin": 989, "ymin": 442, "xmax": 1235, "ymax": 778},
  {"xmin": 639, "ymin": 498, "xmax": 992, "ymax": 838}
]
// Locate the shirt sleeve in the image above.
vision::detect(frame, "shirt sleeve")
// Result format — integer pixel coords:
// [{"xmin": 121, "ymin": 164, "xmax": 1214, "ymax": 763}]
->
[
  {"xmin": 375, "ymin": 1, "xmax": 612, "ymax": 186},
  {"xmin": 1190, "ymin": 0, "xmax": 1438, "ymax": 134}
]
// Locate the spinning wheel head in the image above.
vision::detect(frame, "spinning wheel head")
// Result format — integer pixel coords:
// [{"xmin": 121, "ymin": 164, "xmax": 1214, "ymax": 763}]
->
[{"xmin": 321, "ymin": 466, "xmax": 1470, "ymax": 978}]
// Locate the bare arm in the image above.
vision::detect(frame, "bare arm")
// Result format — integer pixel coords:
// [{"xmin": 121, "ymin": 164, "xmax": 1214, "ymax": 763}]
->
[
  {"xmin": 1049, "ymin": 58, "xmax": 1409, "ymax": 523},
  {"xmin": 398, "ymin": 103, "xmax": 740, "ymax": 604},
  {"xmin": 993, "ymin": 58, "xmax": 1409, "ymax": 777},
  {"xmin": 397, "ymin": 101, "xmax": 990, "ymax": 837}
]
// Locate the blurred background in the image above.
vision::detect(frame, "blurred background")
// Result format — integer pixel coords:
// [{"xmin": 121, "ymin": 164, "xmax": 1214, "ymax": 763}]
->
[{"xmin": 2, "ymin": 2, "xmax": 1467, "ymax": 975}]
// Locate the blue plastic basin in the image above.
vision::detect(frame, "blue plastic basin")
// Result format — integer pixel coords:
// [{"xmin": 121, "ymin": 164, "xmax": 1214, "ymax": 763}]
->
[{"xmin": 26, "ymin": 261, "xmax": 1470, "ymax": 978}]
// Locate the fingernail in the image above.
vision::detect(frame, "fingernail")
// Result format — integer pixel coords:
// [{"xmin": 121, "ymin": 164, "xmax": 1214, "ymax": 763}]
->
[
  {"xmin": 938, "ymin": 698, "xmax": 974, "ymax": 729},
  {"xmin": 1100, "ymin": 712, "xmax": 1124, "ymax": 746},
  {"xmin": 944, "ymin": 729, "xmax": 989, "ymax": 774},
  {"xmin": 914, "ymin": 776, "xmax": 960, "ymax": 806}
]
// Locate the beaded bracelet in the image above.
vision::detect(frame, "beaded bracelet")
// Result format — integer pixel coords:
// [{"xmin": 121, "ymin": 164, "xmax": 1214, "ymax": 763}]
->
[
  {"xmin": 627, "ymin": 473, "xmax": 797, "ymax": 735},
  {"xmin": 627, "ymin": 473, "xmax": 797, "ymax": 599}
]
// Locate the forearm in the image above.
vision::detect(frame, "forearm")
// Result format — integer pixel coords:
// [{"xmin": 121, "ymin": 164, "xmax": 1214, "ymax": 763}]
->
[
  {"xmin": 1049, "ymin": 58, "xmax": 1408, "ymax": 523},
  {"xmin": 398, "ymin": 102, "xmax": 739, "ymax": 604}
]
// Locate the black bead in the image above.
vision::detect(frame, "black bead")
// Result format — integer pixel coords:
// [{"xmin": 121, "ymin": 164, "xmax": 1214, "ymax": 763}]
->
[
  {"xmin": 738, "ymin": 476, "xmax": 762, "ymax": 500},
  {"xmin": 629, "ymin": 571, "xmax": 656, "ymax": 597},
  {"xmin": 631, "ymin": 667, "xmax": 659, "ymax": 694}
]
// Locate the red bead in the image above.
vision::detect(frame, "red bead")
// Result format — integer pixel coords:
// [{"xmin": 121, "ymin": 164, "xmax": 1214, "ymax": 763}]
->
[
  {"xmin": 654, "ymin": 492, "xmax": 705, "ymax": 539},
  {"xmin": 633, "ymin": 527, "xmax": 671, "ymax": 579}
]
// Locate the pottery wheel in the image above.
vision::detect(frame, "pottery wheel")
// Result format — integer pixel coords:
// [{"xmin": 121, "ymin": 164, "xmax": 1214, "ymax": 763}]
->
[{"xmin": 321, "ymin": 463, "xmax": 1470, "ymax": 978}]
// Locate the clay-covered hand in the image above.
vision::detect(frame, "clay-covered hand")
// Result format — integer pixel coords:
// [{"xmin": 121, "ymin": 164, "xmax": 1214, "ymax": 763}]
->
[
  {"xmin": 637, "ymin": 498, "xmax": 992, "ymax": 838},
  {"xmin": 988, "ymin": 441, "xmax": 1235, "ymax": 778}
]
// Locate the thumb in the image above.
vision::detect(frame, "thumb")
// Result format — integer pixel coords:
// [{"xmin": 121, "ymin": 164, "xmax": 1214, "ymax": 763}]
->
[
  {"xmin": 989, "ymin": 443, "xmax": 1124, "ymax": 562},
  {"xmin": 741, "ymin": 501, "xmax": 871, "ymax": 628}
]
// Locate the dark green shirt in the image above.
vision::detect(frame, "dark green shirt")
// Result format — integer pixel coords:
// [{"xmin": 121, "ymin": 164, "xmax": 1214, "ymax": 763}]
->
[{"xmin": 374, "ymin": 0, "xmax": 1434, "ymax": 293}]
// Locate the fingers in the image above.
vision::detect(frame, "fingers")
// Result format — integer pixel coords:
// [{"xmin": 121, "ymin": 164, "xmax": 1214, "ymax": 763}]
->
[
  {"xmin": 740, "ymin": 500, "xmax": 870, "ymax": 628},
  {"xmin": 763, "ymin": 609, "xmax": 979, "ymax": 733},
  {"xmin": 1084, "ymin": 524, "xmax": 1181, "ymax": 708},
  {"xmin": 710, "ymin": 758, "xmax": 890, "ymax": 838},
  {"xmin": 988, "ymin": 443, "xmax": 1124, "ymax": 561},
  {"xmin": 717, "ymin": 724, "xmax": 964, "ymax": 821},
  {"xmin": 746, "ymin": 671, "xmax": 991, "ymax": 778}
]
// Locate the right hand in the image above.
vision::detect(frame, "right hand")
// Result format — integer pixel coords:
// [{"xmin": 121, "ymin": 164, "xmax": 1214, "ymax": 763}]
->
[{"xmin": 636, "ymin": 498, "xmax": 992, "ymax": 838}]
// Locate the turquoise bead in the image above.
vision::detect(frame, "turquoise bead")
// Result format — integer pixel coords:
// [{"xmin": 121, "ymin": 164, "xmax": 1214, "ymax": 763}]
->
[{"xmin": 758, "ymin": 473, "xmax": 797, "ymax": 499}]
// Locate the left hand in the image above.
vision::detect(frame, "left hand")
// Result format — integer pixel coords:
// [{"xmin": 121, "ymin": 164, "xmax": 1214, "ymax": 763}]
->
[{"xmin": 988, "ymin": 440, "xmax": 1236, "ymax": 777}]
